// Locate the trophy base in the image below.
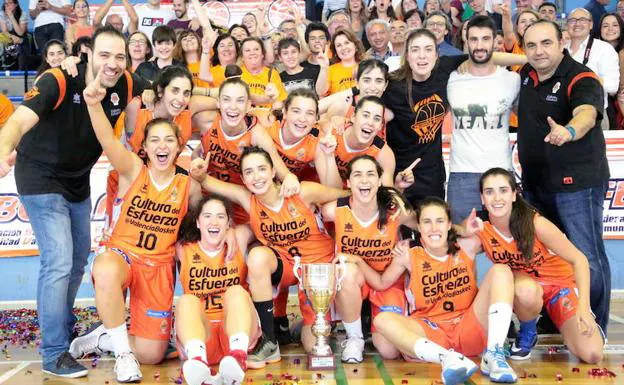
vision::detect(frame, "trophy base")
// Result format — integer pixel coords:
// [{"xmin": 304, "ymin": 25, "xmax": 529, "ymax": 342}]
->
[{"xmin": 308, "ymin": 354, "xmax": 336, "ymax": 370}]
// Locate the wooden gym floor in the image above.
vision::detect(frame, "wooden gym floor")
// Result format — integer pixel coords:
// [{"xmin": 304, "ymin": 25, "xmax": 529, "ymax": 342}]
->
[{"xmin": 2, "ymin": 301, "xmax": 624, "ymax": 385}]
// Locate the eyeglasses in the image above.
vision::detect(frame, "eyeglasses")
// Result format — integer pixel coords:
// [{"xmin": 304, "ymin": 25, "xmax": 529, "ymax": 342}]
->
[
  {"xmin": 309, "ymin": 36, "xmax": 327, "ymax": 42},
  {"xmin": 426, "ymin": 21, "xmax": 446, "ymax": 28},
  {"xmin": 129, "ymin": 40, "xmax": 147, "ymax": 46},
  {"xmin": 567, "ymin": 17, "xmax": 591, "ymax": 25}
]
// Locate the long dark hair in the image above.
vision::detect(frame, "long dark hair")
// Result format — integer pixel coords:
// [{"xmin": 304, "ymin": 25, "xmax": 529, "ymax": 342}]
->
[
  {"xmin": 479, "ymin": 168, "xmax": 537, "ymax": 262},
  {"xmin": 598, "ymin": 13, "xmax": 624, "ymax": 51},
  {"xmin": 346, "ymin": 155, "xmax": 411, "ymax": 230},
  {"xmin": 390, "ymin": 28, "xmax": 437, "ymax": 107},
  {"xmin": 2, "ymin": 0, "xmax": 22, "ymax": 28},
  {"xmin": 178, "ymin": 195, "xmax": 233, "ymax": 245},
  {"xmin": 152, "ymin": 65, "xmax": 194, "ymax": 104},
  {"xmin": 415, "ymin": 197, "xmax": 459, "ymax": 255},
  {"xmin": 37, "ymin": 39, "xmax": 66, "ymax": 76},
  {"xmin": 370, "ymin": 1, "xmax": 397, "ymax": 20}
]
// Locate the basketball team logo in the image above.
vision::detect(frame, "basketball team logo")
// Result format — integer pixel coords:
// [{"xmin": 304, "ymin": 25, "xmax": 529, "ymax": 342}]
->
[
  {"xmin": 268, "ymin": 0, "xmax": 298, "ymax": 28},
  {"xmin": 411, "ymin": 94, "xmax": 445, "ymax": 143},
  {"xmin": 202, "ymin": 1, "xmax": 230, "ymax": 28}
]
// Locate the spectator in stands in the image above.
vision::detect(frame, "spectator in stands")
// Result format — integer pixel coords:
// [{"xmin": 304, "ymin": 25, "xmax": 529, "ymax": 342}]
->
[
  {"xmin": 618, "ymin": 0, "xmax": 624, "ymax": 20},
  {"xmin": 494, "ymin": 30, "xmax": 505, "ymax": 51},
  {"xmin": 229, "ymin": 24, "xmax": 250, "ymax": 42},
  {"xmin": 65, "ymin": 0, "xmax": 93, "ymax": 53},
  {"xmin": 566, "ymin": 7, "xmax": 619, "ymax": 129},
  {"xmin": 167, "ymin": 0, "xmax": 200, "ymax": 35},
  {"xmin": 174, "ymin": 30, "xmax": 204, "ymax": 86},
  {"xmin": 126, "ymin": 30, "xmax": 152, "ymax": 72},
  {"xmin": 135, "ymin": 0, "xmax": 174, "ymax": 41},
  {"xmin": 425, "ymin": 11, "xmax": 463, "ymax": 55},
  {"xmin": 198, "ymin": 32, "xmax": 238, "ymax": 87},
  {"xmin": 583, "ymin": 0, "xmax": 609, "ymax": 33},
  {"xmin": 365, "ymin": 19, "xmax": 394, "ymax": 60},
  {"xmin": 92, "ymin": 0, "xmax": 138, "ymax": 34},
  {"xmin": 279, "ymin": 19, "xmax": 298, "ymax": 40},
  {"xmin": 395, "ymin": 0, "xmax": 418, "ymax": 21},
  {"xmin": 303, "ymin": 22, "xmax": 329, "ymax": 69},
  {"xmin": 370, "ymin": 0, "xmax": 396, "ymax": 22},
  {"xmin": 389, "ymin": 19, "xmax": 407, "ymax": 56},
  {"xmin": 449, "ymin": 0, "xmax": 464, "ymax": 30},
  {"xmin": 279, "ymin": 38, "xmax": 325, "ymax": 95},
  {"xmin": 36, "ymin": 38, "xmax": 65, "ymax": 75},
  {"xmin": 321, "ymin": 0, "xmax": 347, "ymax": 23},
  {"xmin": 538, "ymin": 1, "xmax": 556, "ymax": 21},
  {"xmin": 514, "ymin": 0, "xmax": 531, "ymax": 13},
  {"xmin": 328, "ymin": 28, "xmax": 364, "ymax": 94},
  {"xmin": 70, "ymin": 35, "xmax": 90, "ymax": 56},
  {"xmin": 1, "ymin": 0, "xmax": 28, "ymax": 44},
  {"xmin": 29, "ymin": 0, "xmax": 72, "ymax": 53},
  {"xmin": 242, "ymin": 12, "xmax": 259, "ymax": 36},
  {"xmin": 598, "ymin": 13, "xmax": 624, "ymax": 128},
  {"xmin": 518, "ymin": 19, "xmax": 611, "ymax": 335},
  {"xmin": 135, "ymin": 25, "xmax": 180, "ymax": 81},
  {"xmin": 453, "ymin": 19, "xmax": 468, "ymax": 51},
  {"xmin": 502, "ymin": 5, "xmax": 538, "ymax": 69},
  {"xmin": 404, "ymin": 9, "xmax": 424, "ymax": 30},
  {"xmin": 466, "ymin": 0, "xmax": 502, "ymax": 29},
  {"xmin": 424, "ymin": 0, "xmax": 441, "ymax": 17},
  {"xmin": 327, "ymin": 9, "xmax": 351, "ymax": 36}
]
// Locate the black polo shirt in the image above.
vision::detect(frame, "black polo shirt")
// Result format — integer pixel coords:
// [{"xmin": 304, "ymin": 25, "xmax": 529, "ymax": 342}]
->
[
  {"xmin": 517, "ymin": 52, "xmax": 609, "ymax": 193},
  {"xmin": 15, "ymin": 65, "xmax": 147, "ymax": 201}
]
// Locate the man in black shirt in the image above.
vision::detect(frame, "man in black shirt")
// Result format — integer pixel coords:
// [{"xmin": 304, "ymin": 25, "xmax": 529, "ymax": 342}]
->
[
  {"xmin": 518, "ymin": 20, "xmax": 611, "ymax": 336},
  {"xmin": 279, "ymin": 38, "xmax": 324, "ymax": 95},
  {"xmin": 0, "ymin": 26, "xmax": 147, "ymax": 378}
]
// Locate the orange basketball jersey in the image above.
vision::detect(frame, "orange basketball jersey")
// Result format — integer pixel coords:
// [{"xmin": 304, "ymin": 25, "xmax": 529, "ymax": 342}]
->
[
  {"xmin": 334, "ymin": 197, "xmax": 399, "ymax": 272},
  {"xmin": 249, "ymin": 194, "xmax": 334, "ymax": 264},
  {"xmin": 478, "ymin": 217, "xmax": 575, "ymax": 286},
  {"xmin": 267, "ymin": 120, "xmax": 319, "ymax": 178},
  {"xmin": 108, "ymin": 166, "xmax": 191, "ymax": 264},
  {"xmin": 127, "ymin": 109, "xmax": 193, "ymax": 154},
  {"xmin": 406, "ymin": 246, "xmax": 478, "ymax": 322},
  {"xmin": 179, "ymin": 242, "xmax": 248, "ymax": 321},
  {"xmin": 334, "ymin": 128, "xmax": 385, "ymax": 181},
  {"xmin": 200, "ymin": 115, "xmax": 256, "ymax": 186}
]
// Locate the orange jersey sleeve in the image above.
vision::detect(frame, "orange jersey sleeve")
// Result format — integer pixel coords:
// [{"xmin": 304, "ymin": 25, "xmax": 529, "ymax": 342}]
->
[
  {"xmin": 128, "ymin": 109, "xmax": 194, "ymax": 154},
  {"xmin": 0, "ymin": 93, "xmax": 14, "ymax": 126},
  {"xmin": 334, "ymin": 197, "xmax": 400, "ymax": 272},
  {"xmin": 200, "ymin": 115, "xmax": 255, "ymax": 186},
  {"xmin": 108, "ymin": 166, "xmax": 191, "ymax": 264},
  {"xmin": 334, "ymin": 129, "xmax": 385, "ymax": 182},
  {"xmin": 249, "ymin": 194, "xmax": 335, "ymax": 264},
  {"xmin": 478, "ymin": 219, "xmax": 575, "ymax": 286},
  {"xmin": 179, "ymin": 242, "xmax": 248, "ymax": 321},
  {"xmin": 328, "ymin": 63, "xmax": 357, "ymax": 95},
  {"xmin": 406, "ymin": 246, "xmax": 478, "ymax": 322},
  {"xmin": 267, "ymin": 121, "xmax": 320, "ymax": 178}
]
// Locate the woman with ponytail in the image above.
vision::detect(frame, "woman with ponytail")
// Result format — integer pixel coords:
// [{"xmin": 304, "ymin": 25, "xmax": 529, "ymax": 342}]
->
[
  {"xmin": 460, "ymin": 167, "xmax": 604, "ymax": 364},
  {"xmin": 321, "ymin": 155, "xmax": 416, "ymax": 363}
]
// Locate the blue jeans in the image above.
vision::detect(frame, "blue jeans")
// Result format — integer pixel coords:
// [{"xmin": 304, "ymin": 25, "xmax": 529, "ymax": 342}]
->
[
  {"xmin": 523, "ymin": 184, "xmax": 611, "ymax": 333},
  {"xmin": 447, "ymin": 172, "xmax": 483, "ymax": 224},
  {"xmin": 20, "ymin": 194, "xmax": 91, "ymax": 366}
]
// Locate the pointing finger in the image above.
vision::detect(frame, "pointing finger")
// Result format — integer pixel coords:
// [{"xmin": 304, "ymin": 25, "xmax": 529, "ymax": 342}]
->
[{"xmin": 403, "ymin": 158, "xmax": 421, "ymax": 172}]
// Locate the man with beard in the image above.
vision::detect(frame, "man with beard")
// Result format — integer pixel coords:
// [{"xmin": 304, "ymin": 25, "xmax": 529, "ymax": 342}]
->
[
  {"xmin": 446, "ymin": 15, "xmax": 520, "ymax": 223},
  {"xmin": 0, "ymin": 25, "xmax": 147, "ymax": 378},
  {"xmin": 167, "ymin": 0, "xmax": 202, "ymax": 35}
]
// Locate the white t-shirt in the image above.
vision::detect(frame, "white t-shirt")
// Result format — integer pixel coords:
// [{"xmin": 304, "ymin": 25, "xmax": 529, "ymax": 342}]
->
[
  {"xmin": 29, "ymin": 0, "xmax": 70, "ymax": 29},
  {"xmin": 135, "ymin": 4, "xmax": 174, "ymax": 41},
  {"xmin": 447, "ymin": 66, "xmax": 520, "ymax": 173}
]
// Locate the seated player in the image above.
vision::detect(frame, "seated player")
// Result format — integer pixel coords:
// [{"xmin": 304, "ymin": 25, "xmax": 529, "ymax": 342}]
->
[
  {"xmin": 190, "ymin": 146, "xmax": 349, "ymax": 368},
  {"xmin": 343, "ymin": 197, "xmax": 518, "ymax": 384},
  {"xmin": 69, "ymin": 70, "xmax": 202, "ymax": 382},
  {"xmin": 461, "ymin": 168, "xmax": 604, "ymax": 364},
  {"xmin": 175, "ymin": 195, "xmax": 259, "ymax": 385},
  {"xmin": 322, "ymin": 155, "xmax": 417, "ymax": 363}
]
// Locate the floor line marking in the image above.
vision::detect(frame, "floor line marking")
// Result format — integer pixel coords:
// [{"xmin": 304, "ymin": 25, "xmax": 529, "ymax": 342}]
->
[
  {"xmin": 372, "ymin": 354, "xmax": 394, "ymax": 385},
  {"xmin": 0, "ymin": 361, "xmax": 29, "ymax": 384}
]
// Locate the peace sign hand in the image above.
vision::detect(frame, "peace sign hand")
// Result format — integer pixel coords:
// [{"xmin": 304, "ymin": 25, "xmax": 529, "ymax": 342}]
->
[{"xmin": 83, "ymin": 67, "xmax": 107, "ymax": 105}]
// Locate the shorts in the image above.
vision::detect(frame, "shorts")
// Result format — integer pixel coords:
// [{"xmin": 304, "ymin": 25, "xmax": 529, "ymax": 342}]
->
[
  {"xmin": 96, "ymin": 248, "xmax": 175, "ymax": 341},
  {"xmin": 270, "ymin": 249, "xmax": 327, "ymax": 326},
  {"xmin": 542, "ymin": 284, "xmax": 579, "ymax": 329},
  {"xmin": 177, "ymin": 317, "xmax": 261, "ymax": 365},
  {"xmin": 411, "ymin": 309, "xmax": 487, "ymax": 357},
  {"xmin": 361, "ymin": 278, "xmax": 407, "ymax": 333}
]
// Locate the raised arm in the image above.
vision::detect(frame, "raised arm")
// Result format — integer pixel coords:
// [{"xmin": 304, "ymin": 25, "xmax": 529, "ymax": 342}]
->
[
  {"xmin": 501, "ymin": 1, "xmax": 517, "ymax": 51},
  {"xmin": 299, "ymin": 181, "xmax": 350, "ymax": 206},
  {"xmin": 314, "ymin": 131, "xmax": 343, "ymax": 188},
  {"xmin": 121, "ymin": 0, "xmax": 138, "ymax": 33},
  {"xmin": 93, "ymin": 0, "xmax": 114, "ymax": 26}
]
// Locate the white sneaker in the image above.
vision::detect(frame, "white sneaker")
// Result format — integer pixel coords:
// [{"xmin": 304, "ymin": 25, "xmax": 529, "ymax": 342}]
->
[
  {"xmin": 341, "ymin": 337, "xmax": 365, "ymax": 363},
  {"xmin": 69, "ymin": 322, "xmax": 107, "ymax": 358},
  {"xmin": 440, "ymin": 350, "xmax": 478, "ymax": 385},
  {"xmin": 480, "ymin": 345, "xmax": 518, "ymax": 383},
  {"xmin": 219, "ymin": 351, "xmax": 246, "ymax": 385},
  {"xmin": 114, "ymin": 352, "xmax": 142, "ymax": 383},
  {"xmin": 183, "ymin": 357, "xmax": 223, "ymax": 385}
]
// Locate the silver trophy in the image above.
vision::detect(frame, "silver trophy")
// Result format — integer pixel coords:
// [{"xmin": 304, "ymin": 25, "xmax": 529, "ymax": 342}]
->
[{"xmin": 293, "ymin": 255, "xmax": 346, "ymax": 370}]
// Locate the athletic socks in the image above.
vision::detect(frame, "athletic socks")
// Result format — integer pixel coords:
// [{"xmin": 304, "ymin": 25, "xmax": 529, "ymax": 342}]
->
[
  {"xmin": 343, "ymin": 318, "xmax": 364, "ymax": 340},
  {"xmin": 229, "ymin": 333, "xmax": 250, "ymax": 353},
  {"xmin": 254, "ymin": 300, "xmax": 276, "ymax": 343},
  {"xmin": 487, "ymin": 302, "xmax": 513, "ymax": 350},
  {"xmin": 106, "ymin": 323, "xmax": 132, "ymax": 357},
  {"xmin": 185, "ymin": 339, "xmax": 208, "ymax": 362},
  {"xmin": 98, "ymin": 333, "xmax": 113, "ymax": 352},
  {"xmin": 518, "ymin": 318, "xmax": 538, "ymax": 334},
  {"xmin": 413, "ymin": 338, "xmax": 448, "ymax": 364}
]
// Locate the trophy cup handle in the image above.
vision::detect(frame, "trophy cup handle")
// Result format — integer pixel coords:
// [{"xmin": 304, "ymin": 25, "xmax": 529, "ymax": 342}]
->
[
  {"xmin": 335, "ymin": 254, "xmax": 347, "ymax": 291},
  {"xmin": 293, "ymin": 255, "xmax": 303, "ymax": 290}
]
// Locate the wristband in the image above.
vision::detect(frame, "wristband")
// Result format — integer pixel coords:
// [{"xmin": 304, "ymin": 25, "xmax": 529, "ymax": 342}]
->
[{"xmin": 565, "ymin": 125, "xmax": 576, "ymax": 140}]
